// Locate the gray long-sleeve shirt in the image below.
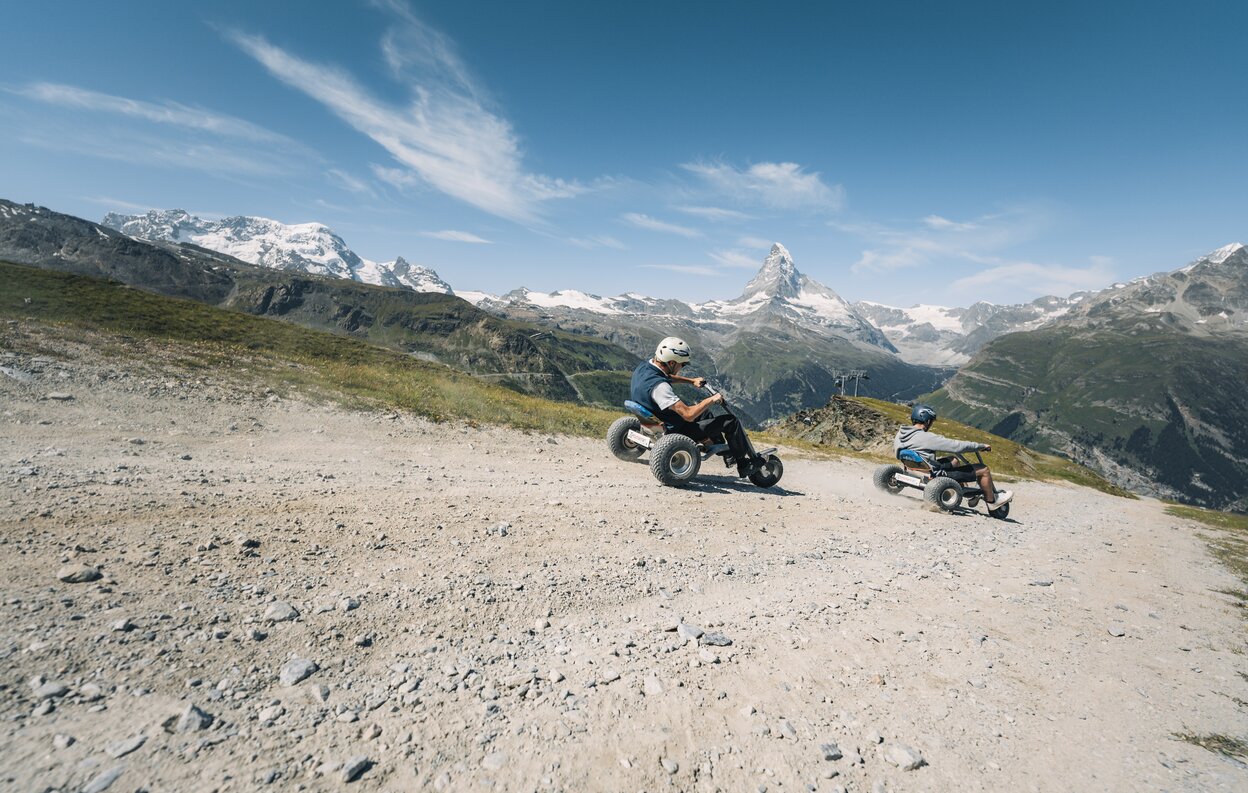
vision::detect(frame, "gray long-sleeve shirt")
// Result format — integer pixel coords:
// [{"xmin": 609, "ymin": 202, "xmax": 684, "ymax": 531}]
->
[{"xmin": 894, "ymin": 425, "xmax": 984, "ymax": 456}]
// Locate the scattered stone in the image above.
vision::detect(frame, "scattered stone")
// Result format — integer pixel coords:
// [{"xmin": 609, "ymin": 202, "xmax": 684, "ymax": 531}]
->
[
  {"xmin": 57, "ymin": 564, "xmax": 102, "ymax": 583},
  {"xmin": 45, "ymin": 392, "xmax": 74, "ymax": 401},
  {"xmin": 82, "ymin": 765, "xmax": 126, "ymax": 793},
  {"xmin": 340, "ymin": 596, "xmax": 360, "ymax": 612},
  {"xmin": 1108, "ymin": 625, "xmax": 1126, "ymax": 637},
  {"xmin": 175, "ymin": 703, "xmax": 214, "ymax": 732},
  {"xmin": 866, "ymin": 730, "xmax": 883, "ymax": 744},
  {"xmin": 1030, "ymin": 579, "xmax": 1053, "ymax": 587},
  {"xmin": 820, "ymin": 742, "xmax": 843, "ymax": 761},
  {"xmin": 779, "ymin": 720, "xmax": 798, "ymax": 740},
  {"xmin": 264, "ymin": 602, "xmax": 299, "ymax": 623},
  {"xmin": 353, "ymin": 634, "xmax": 372, "ymax": 647},
  {"xmin": 111, "ymin": 618, "xmax": 135, "ymax": 632},
  {"xmin": 338, "ymin": 711, "xmax": 360, "ymax": 723},
  {"xmin": 698, "ymin": 647, "xmax": 719, "ymax": 664},
  {"xmin": 644, "ymin": 676, "xmax": 664, "ymax": 696},
  {"xmin": 279, "ymin": 658, "xmax": 318, "ymax": 686},
  {"xmin": 341, "ymin": 756, "xmax": 372, "ymax": 783},
  {"xmin": 53, "ymin": 734, "xmax": 75, "ymax": 749},
  {"xmin": 677, "ymin": 623, "xmax": 704, "ymax": 642},
  {"xmin": 105, "ymin": 734, "xmax": 147, "ymax": 758},
  {"xmin": 127, "ymin": 437, "xmax": 146, "ymax": 445},
  {"xmin": 599, "ymin": 669, "xmax": 621, "ymax": 685},
  {"xmin": 883, "ymin": 743, "xmax": 924, "ymax": 771},
  {"xmin": 33, "ymin": 681, "xmax": 68, "ymax": 700},
  {"xmin": 482, "ymin": 752, "xmax": 508, "ymax": 772},
  {"xmin": 701, "ymin": 632, "xmax": 733, "ymax": 647},
  {"xmin": 661, "ymin": 757, "xmax": 679, "ymax": 775},
  {"xmin": 968, "ymin": 678, "xmax": 987, "ymax": 689}
]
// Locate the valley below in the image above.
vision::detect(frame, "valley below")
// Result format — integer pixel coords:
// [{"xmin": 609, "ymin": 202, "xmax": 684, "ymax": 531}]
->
[{"xmin": 2, "ymin": 321, "xmax": 1246, "ymax": 792}]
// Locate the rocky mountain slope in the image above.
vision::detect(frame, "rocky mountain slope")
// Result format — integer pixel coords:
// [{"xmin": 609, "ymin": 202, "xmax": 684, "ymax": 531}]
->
[
  {"xmin": 853, "ymin": 297, "xmax": 1084, "ymax": 366},
  {"xmin": 101, "ymin": 209, "xmax": 452, "ymax": 293},
  {"xmin": 2, "ymin": 316, "xmax": 1245, "ymax": 792},
  {"xmin": 0, "ymin": 199, "xmax": 635, "ymax": 405},
  {"xmin": 465, "ymin": 245, "xmax": 947, "ymax": 424},
  {"xmin": 928, "ymin": 243, "xmax": 1248, "ymax": 512}
]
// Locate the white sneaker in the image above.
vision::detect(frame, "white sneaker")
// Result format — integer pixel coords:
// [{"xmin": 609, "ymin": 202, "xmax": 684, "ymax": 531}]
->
[{"xmin": 988, "ymin": 489, "xmax": 1014, "ymax": 507}]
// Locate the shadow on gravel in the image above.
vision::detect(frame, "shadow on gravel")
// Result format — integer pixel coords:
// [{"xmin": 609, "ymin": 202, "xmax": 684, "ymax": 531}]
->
[{"xmin": 685, "ymin": 474, "xmax": 804, "ymax": 497}]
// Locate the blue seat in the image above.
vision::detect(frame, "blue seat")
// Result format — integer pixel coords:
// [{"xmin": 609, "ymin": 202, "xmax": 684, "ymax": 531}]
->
[
  {"xmin": 624, "ymin": 400, "xmax": 659, "ymax": 422},
  {"xmin": 897, "ymin": 449, "xmax": 931, "ymax": 468}
]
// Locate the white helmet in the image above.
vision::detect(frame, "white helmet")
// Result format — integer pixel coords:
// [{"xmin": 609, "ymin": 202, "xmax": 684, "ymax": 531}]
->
[{"xmin": 654, "ymin": 336, "xmax": 691, "ymax": 364}]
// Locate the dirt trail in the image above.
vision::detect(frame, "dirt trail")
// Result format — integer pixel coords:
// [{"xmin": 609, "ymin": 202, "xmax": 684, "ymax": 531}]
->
[{"xmin": 1, "ymin": 338, "xmax": 1246, "ymax": 792}]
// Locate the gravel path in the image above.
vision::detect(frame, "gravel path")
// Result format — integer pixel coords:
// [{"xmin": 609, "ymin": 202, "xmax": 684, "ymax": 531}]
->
[{"xmin": 2, "ymin": 336, "xmax": 1246, "ymax": 792}]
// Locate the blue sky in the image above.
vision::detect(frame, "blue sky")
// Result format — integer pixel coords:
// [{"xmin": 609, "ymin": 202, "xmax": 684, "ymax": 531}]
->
[{"xmin": 1, "ymin": 0, "xmax": 1245, "ymax": 306}]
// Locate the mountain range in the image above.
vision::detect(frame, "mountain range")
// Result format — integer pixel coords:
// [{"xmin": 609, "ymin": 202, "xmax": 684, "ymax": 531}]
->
[
  {"xmin": 102, "ymin": 209, "xmax": 452, "ymax": 294},
  {"xmin": 929, "ymin": 242, "xmax": 1248, "ymax": 512},
  {"xmin": 8, "ymin": 196, "xmax": 1244, "ymax": 511},
  {"xmin": 0, "ymin": 199, "xmax": 635, "ymax": 405}
]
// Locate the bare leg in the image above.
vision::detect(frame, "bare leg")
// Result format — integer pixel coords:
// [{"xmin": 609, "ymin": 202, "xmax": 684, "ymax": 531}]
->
[{"xmin": 976, "ymin": 466, "xmax": 998, "ymax": 503}]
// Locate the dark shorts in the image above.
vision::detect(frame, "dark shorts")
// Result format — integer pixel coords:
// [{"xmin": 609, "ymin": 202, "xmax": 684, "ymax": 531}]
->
[{"xmin": 939, "ymin": 463, "xmax": 982, "ymax": 483}]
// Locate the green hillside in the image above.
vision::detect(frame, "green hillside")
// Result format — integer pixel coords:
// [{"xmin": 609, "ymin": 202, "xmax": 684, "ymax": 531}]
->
[
  {"xmin": 0, "ymin": 261, "xmax": 617, "ymax": 436},
  {"xmin": 927, "ymin": 326, "xmax": 1248, "ymax": 513},
  {"xmin": 772, "ymin": 395, "xmax": 1131, "ymax": 497}
]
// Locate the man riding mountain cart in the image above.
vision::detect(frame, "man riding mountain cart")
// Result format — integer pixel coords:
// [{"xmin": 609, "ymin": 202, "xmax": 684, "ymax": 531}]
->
[
  {"xmin": 874, "ymin": 403, "xmax": 1015, "ymax": 518},
  {"xmin": 606, "ymin": 336, "xmax": 783, "ymax": 488}
]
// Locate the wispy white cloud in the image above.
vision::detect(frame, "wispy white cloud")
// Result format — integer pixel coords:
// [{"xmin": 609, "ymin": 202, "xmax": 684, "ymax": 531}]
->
[
  {"xmin": 79, "ymin": 195, "xmax": 155, "ymax": 213},
  {"xmin": 675, "ymin": 205, "xmax": 754, "ymax": 222},
  {"xmin": 567, "ymin": 235, "xmax": 628, "ymax": 250},
  {"xmin": 419, "ymin": 229, "xmax": 492, "ymax": 243},
  {"xmin": 683, "ymin": 160, "xmax": 845, "ymax": 212},
  {"xmin": 17, "ymin": 126, "xmax": 298, "ymax": 177},
  {"xmin": 922, "ymin": 214, "xmax": 979, "ymax": 231},
  {"xmin": 639, "ymin": 263, "xmax": 720, "ymax": 276},
  {"xmin": 737, "ymin": 236, "xmax": 773, "ymax": 249},
  {"xmin": 228, "ymin": 14, "xmax": 582, "ymax": 224},
  {"xmin": 621, "ymin": 212, "xmax": 702, "ymax": 238},
  {"xmin": 949, "ymin": 257, "xmax": 1115, "ymax": 296},
  {"xmin": 326, "ymin": 168, "xmax": 373, "ymax": 195},
  {"xmin": 15, "ymin": 82, "xmax": 296, "ymax": 144},
  {"xmin": 847, "ymin": 207, "xmax": 1052, "ymax": 275},
  {"xmin": 708, "ymin": 249, "xmax": 762, "ymax": 269}
]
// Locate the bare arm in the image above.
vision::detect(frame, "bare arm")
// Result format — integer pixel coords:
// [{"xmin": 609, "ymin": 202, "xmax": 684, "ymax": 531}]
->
[
  {"xmin": 670, "ymin": 373, "xmax": 707, "ymax": 389},
  {"xmin": 667, "ymin": 393, "xmax": 722, "ymax": 422}
]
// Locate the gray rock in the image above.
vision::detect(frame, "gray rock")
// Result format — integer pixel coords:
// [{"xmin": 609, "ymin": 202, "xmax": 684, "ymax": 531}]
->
[
  {"xmin": 820, "ymin": 742, "xmax": 843, "ymax": 761},
  {"xmin": 661, "ymin": 756, "xmax": 679, "ymax": 774},
  {"xmin": 883, "ymin": 743, "xmax": 924, "ymax": 770},
  {"xmin": 82, "ymin": 765, "xmax": 126, "ymax": 793},
  {"xmin": 677, "ymin": 623, "xmax": 704, "ymax": 642},
  {"xmin": 33, "ymin": 681, "xmax": 68, "ymax": 700},
  {"xmin": 53, "ymin": 733, "xmax": 75, "ymax": 749},
  {"xmin": 340, "ymin": 596, "xmax": 360, "ymax": 612},
  {"xmin": 175, "ymin": 703, "xmax": 213, "ymax": 732},
  {"xmin": 79, "ymin": 683, "xmax": 104, "ymax": 701},
  {"xmin": 105, "ymin": 734, "xmax": 147, "ymax": 758},
  {"xmin": 866, "ymin": 730, "xmax": 883, "ymax": 744},
  {"xmin": 779, "ymin": 720, "xmax": 798, "ymax": 739},
  {"xmin": 111, "ymin": 618, "xmax": 135, "ymax": 632},
  {"xmin": 701, "ymin": 632, "xmax": 733, "ymax": 647},
  {"xmin": 45, "ymin": 392, "xmax": 74, "ymax": 401},
  {"xmin": 1030, "ymin": 579, "xmax": 1053, "ymax": 586},
  {"xmin": 341, "ymin": 755, "xmax": 372, "ymax": 783},
  {"xmin": 644, "ymin": 676, "xmax": 664, "ymax": 696},
  {"xmin": 264, "ymin": 602, "xmax": 299, "ymax": 622},
  {"xmin": 1108, "ymin": 625, "xmax": 1126, "ymax": 637},
  {"xmin": 57, "ymin": 564, "xmax": 102, "ymax": 583},
  {"xmin": 279, "ymin": 658, "xmax": 318, "ymax": 686}
]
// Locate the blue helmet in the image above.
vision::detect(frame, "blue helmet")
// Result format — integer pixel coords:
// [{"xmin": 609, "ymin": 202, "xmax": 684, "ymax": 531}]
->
[{"xmin": 911, "ymin": 404, "xmax": 937, "ymax": 424}]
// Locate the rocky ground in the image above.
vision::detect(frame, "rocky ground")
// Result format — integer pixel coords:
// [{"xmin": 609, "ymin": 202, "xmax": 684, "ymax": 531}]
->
[{"xmin": 2, "ymin": 325, "xmax": 1247, "ymax": 792}]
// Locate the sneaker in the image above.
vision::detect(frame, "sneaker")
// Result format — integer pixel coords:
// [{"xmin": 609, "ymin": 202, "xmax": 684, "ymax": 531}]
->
[{"xmin": 988, "ymin": 489, "xmax": 1014, "ymax": 507}]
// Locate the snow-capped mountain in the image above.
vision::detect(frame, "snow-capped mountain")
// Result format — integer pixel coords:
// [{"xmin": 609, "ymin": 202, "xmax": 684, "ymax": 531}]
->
[
  {"xmin": 459, "ymin": 243, "xmax": 941, "ymax": 423},
  {"xmin": 101, "ymin": 209, "xmax": 452, "ymax": 294},
  {"xmin": 854, "ymin": 296, "xmax": 1084, "ymax": 366},
  {"xmin": 464, "ymin": 243, "xmax": 895, "ymax": 351}
]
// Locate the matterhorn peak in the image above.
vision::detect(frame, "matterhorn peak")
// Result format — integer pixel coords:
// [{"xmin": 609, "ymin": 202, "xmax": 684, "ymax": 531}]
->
[{"xmin": 741, "ymin": 242, "xmax": 802, "ymax": 299}]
